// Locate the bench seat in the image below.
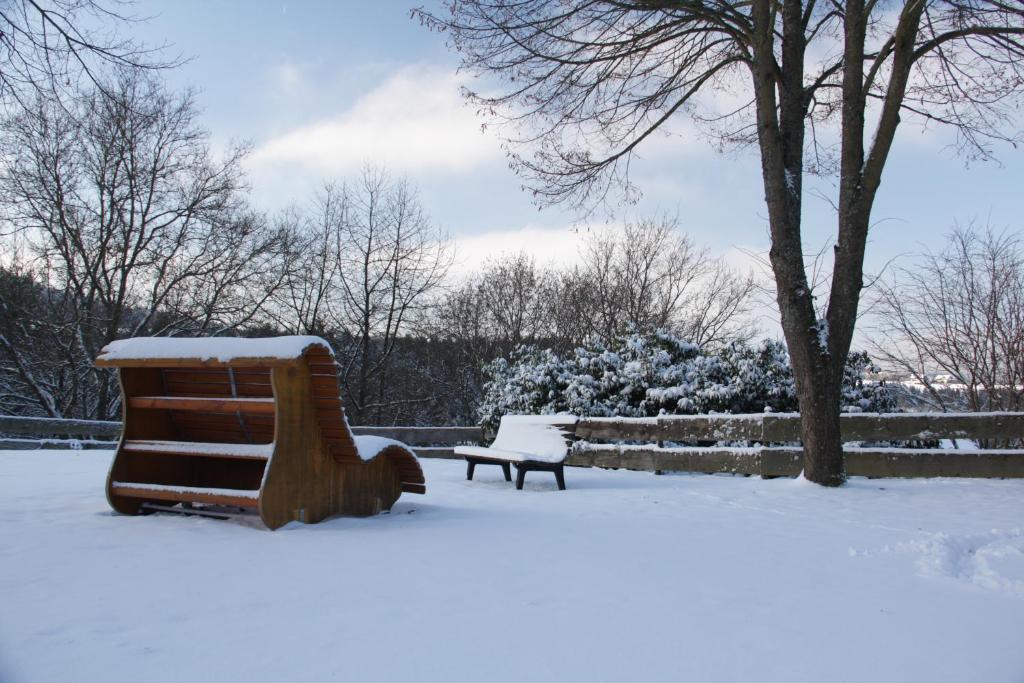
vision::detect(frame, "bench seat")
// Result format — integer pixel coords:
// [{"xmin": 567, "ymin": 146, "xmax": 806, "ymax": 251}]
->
[
  {"xmin": 454, "ymin": 445, "xmax": 560, "ymax": 464},
  {"xmin": 457, "ymin": 415, "xmax": 577, "ymax": 490}
]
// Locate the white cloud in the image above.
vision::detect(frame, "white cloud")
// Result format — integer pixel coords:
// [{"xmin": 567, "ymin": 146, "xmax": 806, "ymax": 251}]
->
[
  {"xmin": 270, "ymin": 62, "xmax": 305, "ymax": 94},
  {"xmin": 450, "ymin": 225, "xmax": 593, "ymax": 279},
  {"xmin": 249, "ymin": 64, "xmax": 500, "ymax": 177}
]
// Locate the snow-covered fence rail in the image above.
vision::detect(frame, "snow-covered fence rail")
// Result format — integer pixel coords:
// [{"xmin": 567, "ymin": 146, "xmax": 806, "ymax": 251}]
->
[
  {"xmin": 5, "ymin": 412, "xmax": 1022, "ymax": 477},
  {"xmin": 569, "ymin": 413, "xmax": 1024, "ymax": 478},
  {"xmin": 0, "ymin": 416, "xmax": 122, "ymax": 450},
  {"xmin": 0, "ymin": 415, "xmax": 483, "ymax": 457},
  {"xmin": 347, "ymin": 426, "xmax": 484, "ymax": 459},
  {"xmin": 576, "ymin": 412, "xmax": 1024, "ymax": 443}
]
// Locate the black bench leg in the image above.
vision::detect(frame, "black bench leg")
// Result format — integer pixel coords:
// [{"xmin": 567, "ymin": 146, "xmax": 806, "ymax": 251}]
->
[
  {"xmin": 466, "ymin": 460, "xmax": 476, "ymax": 481},
  {"xmin": 501, "ymin": 462, "xmax": 512, "ymax": 482},
  {"xmin": 515, "ymin": 464, "xmax": 526, "ymax": 490},
  {"xmin": 554, "ymin": 464, "xmax": 566, "ymax": 491}
]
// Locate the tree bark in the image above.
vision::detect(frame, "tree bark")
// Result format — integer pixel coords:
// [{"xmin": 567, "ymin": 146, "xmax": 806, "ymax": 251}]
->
[
  {"xmin": 749, "ymin": 0, "xmax": 846, "ymax": 485},
  {"xmin": 791, "ymin": 358, "xmax": 845, "ymax": 485}
]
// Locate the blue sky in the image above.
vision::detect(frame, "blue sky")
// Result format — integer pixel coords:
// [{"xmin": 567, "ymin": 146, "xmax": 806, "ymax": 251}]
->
[{"xmin": 130, "ymin": 1, "xmax": 1023, "ymax": 298}]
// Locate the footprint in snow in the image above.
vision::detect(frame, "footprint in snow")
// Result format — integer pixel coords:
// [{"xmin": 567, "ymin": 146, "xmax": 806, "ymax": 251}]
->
[{"xmin": 868, "ymin": 528, "xmax": 1024, "ymax": 598}]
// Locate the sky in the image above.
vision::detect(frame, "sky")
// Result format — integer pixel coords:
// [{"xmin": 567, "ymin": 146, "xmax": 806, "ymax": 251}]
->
[{"xmin": 127, "ymin": 1, "xmax": 1023, "ymax": 332}]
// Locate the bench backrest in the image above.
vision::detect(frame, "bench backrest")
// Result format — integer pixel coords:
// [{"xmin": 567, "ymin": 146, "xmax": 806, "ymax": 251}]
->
[{"xmin": 491, "ymin": 414, "xmax": 578, "ymax": 461}]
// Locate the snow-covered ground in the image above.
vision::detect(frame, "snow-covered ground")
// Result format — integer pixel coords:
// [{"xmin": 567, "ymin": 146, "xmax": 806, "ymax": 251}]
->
[{"xmin": 2, "ymin": 449, "xmax": 1023, "ymax": 682}]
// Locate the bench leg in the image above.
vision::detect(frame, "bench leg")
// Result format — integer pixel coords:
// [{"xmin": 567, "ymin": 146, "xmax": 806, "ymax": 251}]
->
[
  {"xmin": 501, "ymin": 462, "xmax": 512, "ymax": 482},
  {"xmin": 515, "ymin": 464, "xmax": 526, "ymax": 490},
  {"xmin": 554, "ymin": 464, "xmax": 566, "ymax": 491},
  {"xmin": 466, "ymin": 460, "xmax": 476, "ymax": 481}
]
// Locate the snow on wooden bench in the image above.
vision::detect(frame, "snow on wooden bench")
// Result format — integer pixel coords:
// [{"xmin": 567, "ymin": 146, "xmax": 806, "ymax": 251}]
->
[
  {"xmin": 95, "ymin": 335, "xmax": 425, "ymax": 529},
  {"xmin": 456, "ymin": 414, "xmax": 578, "ymax": 490}
]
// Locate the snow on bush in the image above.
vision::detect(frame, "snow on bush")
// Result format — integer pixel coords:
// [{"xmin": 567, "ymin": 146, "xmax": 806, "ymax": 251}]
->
[{"xmin": 479, "ymin": 330, "xmax": 895, "ymax": 429}]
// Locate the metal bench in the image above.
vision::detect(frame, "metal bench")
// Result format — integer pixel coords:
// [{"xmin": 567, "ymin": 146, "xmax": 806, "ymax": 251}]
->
[{"xmin": 456, "ymin": 415, "xmax": 577, "ymax": 490}]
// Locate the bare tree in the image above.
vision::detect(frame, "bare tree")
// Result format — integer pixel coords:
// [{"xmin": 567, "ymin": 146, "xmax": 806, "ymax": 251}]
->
[
  {"xmin": 269, "ymin": 198, "xmax": 344, "ymax": 336},
  {"xmin": 0, "ymin": 0, "xmax": 170, "ymax": 110},
  {"xmin": 0, "ymin": 262, "xmax": 66, "ymax": 416},
  {"xmin": 424, "ymin": 252, "xmax": 556, "ymax": 419},
  {"xmin": 560, "ymin": 218, "xmax": 755, "ymax": 346},
  {"xmin": 871, "ymin": 225, "xmax": 1024, "ymax": 415},
  {"xmin": 475, "ymin": 252, "xmax": 552, "ymax": 347},
  {"xmin": 0, "ymin": 70, "xmax": 285, "ymax": 419},
  {"xmin": 423, "ymin": 276, "xmax": 494, "ymax": 422},
  {"xmin": 416, "ymin": 1, "xmax": 1024, "ymax": 484},
  {"xmin": 336, "ymin": 170, "xmax": 452, "ymax": 422},
  {"xmin": 272, "ymin": 170, "xmax": 452, "ymax": 423}
]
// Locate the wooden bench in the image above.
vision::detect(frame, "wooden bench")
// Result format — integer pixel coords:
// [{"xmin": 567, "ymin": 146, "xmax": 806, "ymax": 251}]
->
[
  {"xmin": 95, "ymin": 336, "xmax": 425, "ymax": 530},
  {"xmin": 456, "ymin": 415, "xmax": 577, "ymax": 490}
]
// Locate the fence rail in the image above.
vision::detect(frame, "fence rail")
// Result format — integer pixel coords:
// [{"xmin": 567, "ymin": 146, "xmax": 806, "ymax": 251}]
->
[
  {"xmin": 571, "ymin": 412, "xmax": 1024, "ymax": 478},
  {"xmin": 0, "ymin": 415, "xmax": 483, "ymax": 458},
  {"xmin": 3, "ymin": 412, "xmax": 1023, "ymax": 478},
  {"xmin": 575, "ymin": 412, "xmax": 1024, "ymax": 443}
]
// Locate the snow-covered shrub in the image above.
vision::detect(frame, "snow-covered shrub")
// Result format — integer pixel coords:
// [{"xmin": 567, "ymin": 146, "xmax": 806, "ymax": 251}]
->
[
  {"xmin": 478, "ymin": 346, "xmax": 571, "ymax": 430},
  {"xmin": 842, "ymin": 351, "xmax": 898, "ymax": 413},
  {"xmin": 564, "ymin": 330, "xmax": 701, "ymax": 418},
  {"xmin": 479, "ymin": 330, "xmax": 895, "ymax": 429}
]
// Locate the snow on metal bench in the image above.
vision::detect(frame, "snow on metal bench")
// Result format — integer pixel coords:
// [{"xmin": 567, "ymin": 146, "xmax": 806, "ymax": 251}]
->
[
  {"xmin": 95, "ymin": 335, "xmax": 425, "ymax": 529},
  {"xmin": 456, "ymin": 414, "xmax": 578, "ymax": 490}
]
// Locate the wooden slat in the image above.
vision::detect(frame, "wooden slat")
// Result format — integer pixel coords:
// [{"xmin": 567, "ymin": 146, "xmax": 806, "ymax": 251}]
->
[
  {"xmin": 111, "ymin": 482, "xmax": 260, "ymax": 508},
  {"xmin": 568, "ymin": 445, "xmax": 763, "ymax": 475},
  {"xmin": 310, "ymin": 375, "xmax": 340, "ymax": 389},
  {"xmin": 576, "ymin": 418, "xmax": 661, "ymax": 442},
  {"xmin": 162, "ymin": 371, "xmax": 274, "ymax": 397},
  {"xmin": 174, "ymin": 419, "xmax": 272, "ymax": 436},
  {"xmin": 844, "ymin": 447, "xmax": 1024, "ymax": 478},
  {"xmin": 230, "ymin": 369, "xmax": 274, "ymax": 381},
  {"xmin": 658, "ymin": 415, "xmax": 765, "ymax": 442},
  {"xmin": 164, "ymin": 381, "xmax": 234, "ymax": 397},
  {"xmin": 840, "ymin": 413, "xmax": 1024, "ymax": 443},
  {"xmin": 231, "ymin": 384, "xmax": 275, "ymax": 398},
  {"xmin": 172, "ymin": 423, "xmax": 274, "ymax": 439},
  {"xmin": 161, "ymin": 369, "xmax": 232, "ymax": 383},
  {"xmin": 176, "ymin": 429, "xmax": 252, "ymax": 444},
  {"xmin": 320, "ymin": 427, "xmax": 354, "ymax": 438},
  {"xmin": 97, "ymin": 356, "xmax": 302, "ymax": 369},
  {"xmin": 161, "ymin": 367, "xmax": 272, "ymax": 378},
  {"xmin": 399, "ymin": 467, "xmax": 426, "ymax": 478},
  {"xmin": 401, "ymin": 483, "xmax": 426, "ymax": 494},
  {"xmin": 171, "ymin": 431, "xmax": 271, "ymax": 444},
  {"xmin": 170, "ymin": 414, "xmax": 272, "ymax": 433},
  {"xmin": 129, "ymin": 396, "xmax": 276, "ymax": 414},
  {"xmin": 306, "ymin": 363, "xmax": 338, "ymax": 375},
  {"xmin": 122, "ymin": 440, "xmax": 271, "ymax": 461},
  {"xmin": 172, "ymin": 411, "xmax": 275, "ymax": 425}
]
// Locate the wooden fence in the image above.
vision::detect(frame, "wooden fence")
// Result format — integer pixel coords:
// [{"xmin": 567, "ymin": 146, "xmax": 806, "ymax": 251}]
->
[
  {"xmin": 570, "ymin": 412, "xmax": 1024, "ymax": 478},
  {"xmin": 3, "ymin": 412, "xmax": 1023, "ymax": 478},
  {"xmin": 0, "ymin": 415, "xmax": 482, "ymax": 459}
]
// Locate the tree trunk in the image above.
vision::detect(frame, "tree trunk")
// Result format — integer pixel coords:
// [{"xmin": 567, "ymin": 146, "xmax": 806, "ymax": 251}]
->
[
  {"xmin": 792, "ymin": 361, "xmax": 846, "ymax": 485},
  {"xmin": 750, "ymin": 0, "xmax": 849, "ymax": 486}
]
